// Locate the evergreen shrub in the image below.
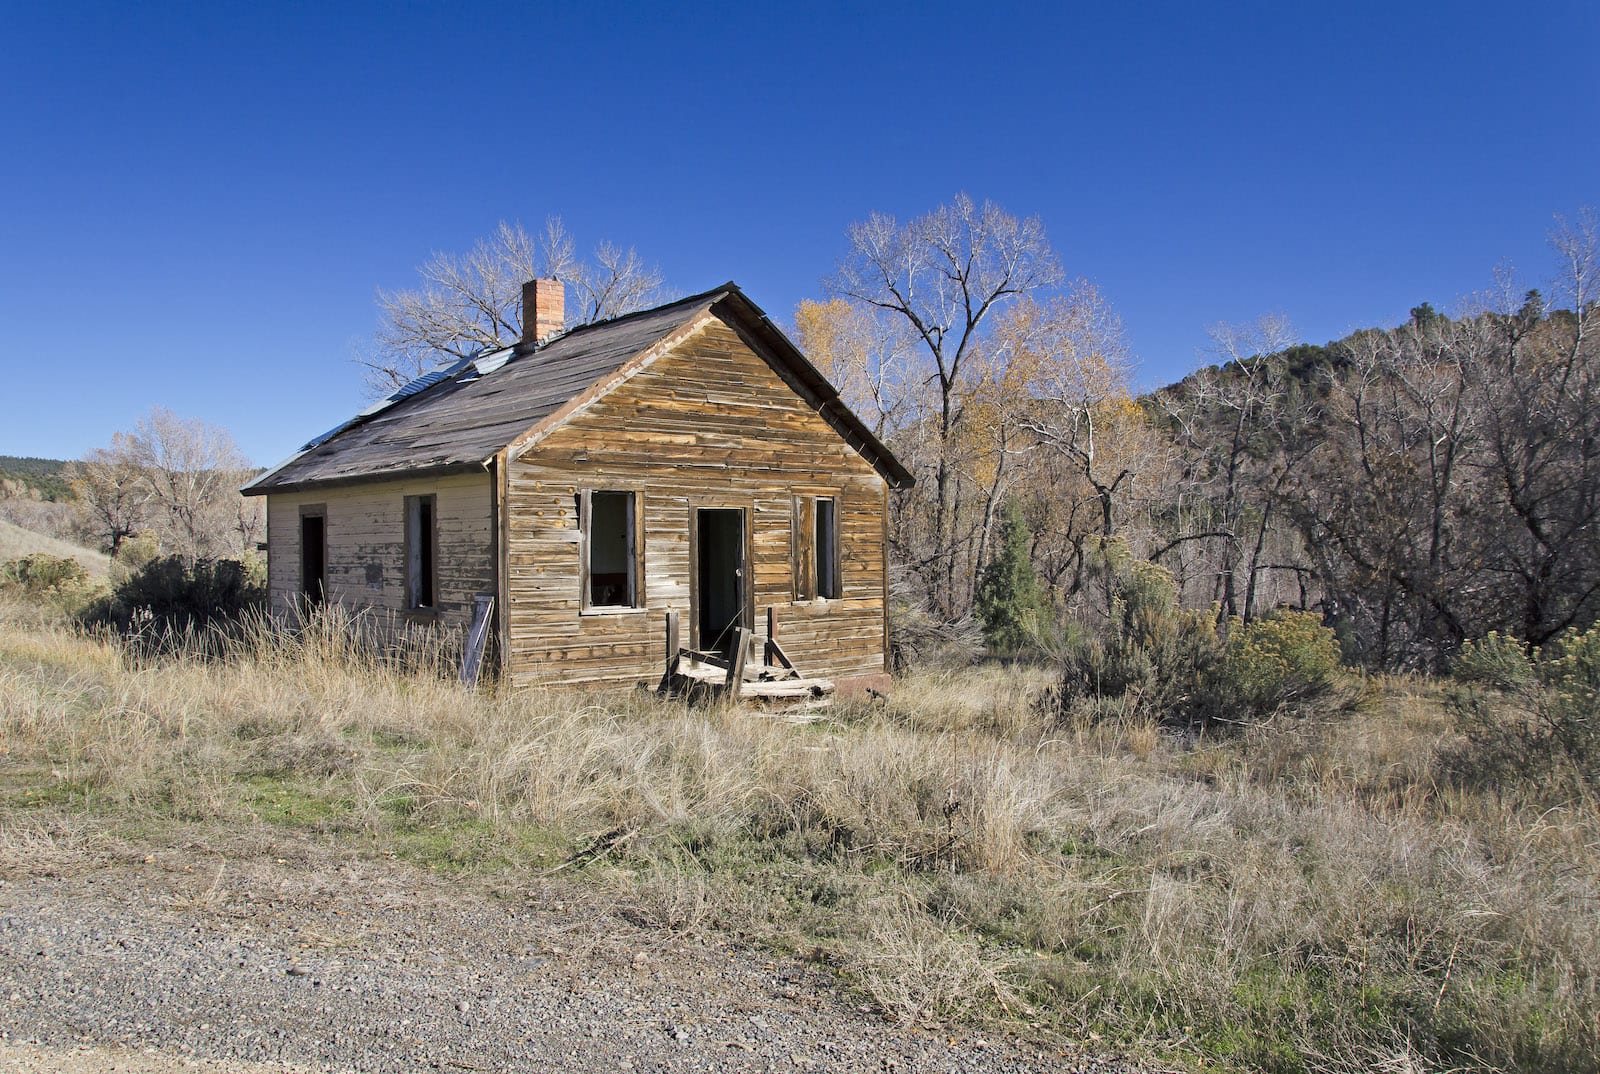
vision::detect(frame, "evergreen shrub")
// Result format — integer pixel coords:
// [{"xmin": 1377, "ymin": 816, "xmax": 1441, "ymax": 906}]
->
[
  {"xmin": 974, "ymin": 500, "xmax": 1049, "ymax": 656},
  {"xmin": 1450, "ymin": 626, "xmax": 1600, "ymax": 798},
  {"xmin": 86, "ymin": 554, "xmax": 265, "ymax": 637}
]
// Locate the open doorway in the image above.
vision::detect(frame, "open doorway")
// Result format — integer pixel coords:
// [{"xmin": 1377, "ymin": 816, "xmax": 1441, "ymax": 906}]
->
[
  {"xmin": 695, "ymin": 508, "xmax": 745, "ymax": 657},
  {"xmin": 300, "ymin": 510, "xmax": 326, "ymax": 603}
]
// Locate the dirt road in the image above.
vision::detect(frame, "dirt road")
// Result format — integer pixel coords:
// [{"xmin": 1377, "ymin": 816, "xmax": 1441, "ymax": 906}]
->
[{"xmin": 0, "ymin": 837, "xmax": 1140, "ymax": 1073}]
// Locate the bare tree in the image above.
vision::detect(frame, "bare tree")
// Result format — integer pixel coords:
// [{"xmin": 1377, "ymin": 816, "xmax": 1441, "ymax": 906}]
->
[
  {"xmin": 1283, "ymin": 213, "xmax": 1600, "ymax": 667},
  {"xmin": 1157, "ymin": 314, "xmax": 1304, "ymax": 620},
  {"xmin": 69, "ymin": 449, "xmax": 150, "ymax": 557},
  {"xmin": 1007, "ymin": 287, "xmax": 1140, "ymax": 539},
  {"xmin": 232, "ymin": 488, "xmax": 264, "ymax": 556},
  {"xmin": 1464, "ymin": 220, "xmax": 1600, "ymax": 646},
  {"xmin": 115, "ymin": 408, "xmax": 253, "ymax": 565},
  {"xmin": 1002, "ymin": 287, "xmax": 1158, "ymax": 600},
  {"xmin": 362, "ymin": 218, "xmax": 665, "ymax": 394},
  {"xmin": 829, "ymin": 193, "xmax": 1061, "ymax": 618}
]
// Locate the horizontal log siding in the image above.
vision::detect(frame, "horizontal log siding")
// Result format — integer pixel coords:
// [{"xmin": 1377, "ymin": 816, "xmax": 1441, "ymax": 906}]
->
[
  {"xmin": 264, "ymin": 472, "xmax": 493, "ymax": 627},
  {"xmin": 506, "ymin": 320, "xmax": 888, "ymax": 686}
]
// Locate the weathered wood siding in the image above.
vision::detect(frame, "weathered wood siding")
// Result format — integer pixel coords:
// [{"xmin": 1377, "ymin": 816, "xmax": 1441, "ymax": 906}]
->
[
  {"xmin": 265, "ymin": 472, "xmax": 493, "ymax": 627},
  {"xmin": 504, "ymin": 318, "xmax": 888, "ymax": 686}
]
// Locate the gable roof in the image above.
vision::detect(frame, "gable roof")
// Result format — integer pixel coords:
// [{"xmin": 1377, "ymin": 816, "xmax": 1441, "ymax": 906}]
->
[{"xmin": 243, "ymin": 283, "xmax": 913, "ymax": 495}]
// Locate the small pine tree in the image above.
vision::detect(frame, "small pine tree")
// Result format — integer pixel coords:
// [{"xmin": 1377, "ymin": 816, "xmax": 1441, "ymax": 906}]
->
[{"xmin": 975, "ymin": 500, "xmax": 1047, "ymax": 655}]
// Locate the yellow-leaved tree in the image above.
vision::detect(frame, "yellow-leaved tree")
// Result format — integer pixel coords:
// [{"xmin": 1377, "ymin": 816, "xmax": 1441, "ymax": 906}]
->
[{"xmin": 806, "ymin": 195, "xmax": 1147, "ymax": 624}]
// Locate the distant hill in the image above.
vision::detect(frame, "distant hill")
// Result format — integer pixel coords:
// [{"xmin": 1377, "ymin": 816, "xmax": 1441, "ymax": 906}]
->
[
  {"xmin": 1150, "ymin": 338, "xmax": 1351, "ymax": 402},
  {"xmin": 0, "ymin": 455, "xmax": 74, "ymax": 501},
  {"xmin": 0, "ymin": 519, "xmax": 110, "ymax": 578}
]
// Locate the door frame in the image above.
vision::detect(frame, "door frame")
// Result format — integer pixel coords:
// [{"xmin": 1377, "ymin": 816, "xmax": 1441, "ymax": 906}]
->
[
  {"xmin": 687, "ymin": 502, "xmax": 753, "ymax": 654},
  {"xmin": 298, "ymin": 503, "xmax": 327, "ymax": 604}
]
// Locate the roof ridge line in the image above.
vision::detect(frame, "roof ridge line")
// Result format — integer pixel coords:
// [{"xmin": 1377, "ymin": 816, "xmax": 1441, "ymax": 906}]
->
[{"xmin": 546, "ymin": 282, "xmax": 738, "ymax": 342}]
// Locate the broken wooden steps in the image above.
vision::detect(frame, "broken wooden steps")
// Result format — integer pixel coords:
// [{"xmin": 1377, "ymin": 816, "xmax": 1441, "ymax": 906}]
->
[
  {"xmin": 670, "ymin": 662, "xmax": 833, "ymax": 700},
  {"xmin": 657, "ymin": 611, "xmax": 834, "ymax": 703}
]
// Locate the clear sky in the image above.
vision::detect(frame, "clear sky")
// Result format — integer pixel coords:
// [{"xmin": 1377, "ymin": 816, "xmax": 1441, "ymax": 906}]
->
[{"xmin": 3, "ymin": 1, "xmax": 1596, "ymax": 466}]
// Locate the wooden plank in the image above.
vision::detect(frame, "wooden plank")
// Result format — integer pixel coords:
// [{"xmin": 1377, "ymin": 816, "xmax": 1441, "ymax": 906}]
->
[
  {"xmin": 742, "ymin": 678, "xmax": 833, "ymax": 700},
  {"xmin": 495, "ymin": 452, "xmax": 511, "ymax": 678},
  {"xmin": 461, "ymin": 594, "xmax": 494, "ymax": 685},
  {"xmin": 725, "ymin": 627, "xmax": 750, "ymax": 690},
  {"xmin": 881, "ymin": 481, "xmax": 890, "ymax": 672},
  {"xmin": 633, "ymin": 490, "xmax": 646, "ymax": 609},
  {"xmin": 793, "ymin": 495, "xmax": 814, "ymax": 601},
  {"xmin": 576, "ymin": 488, "xmax": 591, "ymax": 610},
  {"xmin": 665, "ymin": 610, "xmax": 680, "ymax": 678},
  {"xmin": 765, "ymin": 638, "xmax": 799, "ymax": 676}
]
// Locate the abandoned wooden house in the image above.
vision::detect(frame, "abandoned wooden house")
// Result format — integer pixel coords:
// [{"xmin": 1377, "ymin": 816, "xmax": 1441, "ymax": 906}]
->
[{"xmin": 241, "ymin": 280, "xmax": 913, "ymax": 696}]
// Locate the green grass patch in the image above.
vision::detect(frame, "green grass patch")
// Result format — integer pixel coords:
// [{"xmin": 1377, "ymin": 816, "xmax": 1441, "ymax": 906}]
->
[
  {"xmin": 237, "ymin": 775, "xmax": 355, "ymax": 829},
  {"xmin": 0, "ymin": 765, "xmax": 97, "ymax": 810},
  {"xmin": 387, "ymin": 816, "xmax": 568, "ymax": 874}
]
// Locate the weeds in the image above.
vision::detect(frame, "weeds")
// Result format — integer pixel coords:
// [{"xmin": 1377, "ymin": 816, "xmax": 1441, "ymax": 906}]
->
[{"xmin": 1, "ymin": 598, "xmax": 1596, "ymax": 1072}]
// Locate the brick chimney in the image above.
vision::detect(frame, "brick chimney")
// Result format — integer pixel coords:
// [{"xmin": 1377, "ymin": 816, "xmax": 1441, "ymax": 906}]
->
[{"xmin": 521, "ymin": 278, "xmax": 564, "ymax": 346}]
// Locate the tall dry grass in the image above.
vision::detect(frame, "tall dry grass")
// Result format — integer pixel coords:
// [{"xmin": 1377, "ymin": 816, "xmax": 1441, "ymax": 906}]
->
[{"xmin": 1, "ymin": 601, "xmax": 1596, "ymax": 1073}]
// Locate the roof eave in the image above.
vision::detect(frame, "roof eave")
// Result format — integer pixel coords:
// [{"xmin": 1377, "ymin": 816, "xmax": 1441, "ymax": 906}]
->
[{"xmin": 239, "ymin": 460, "xmax": 488, "ymax": 497}]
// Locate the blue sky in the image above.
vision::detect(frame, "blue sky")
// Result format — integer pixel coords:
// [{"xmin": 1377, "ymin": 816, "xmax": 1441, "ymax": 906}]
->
[{"xmin": 2, "ymin": 1, "xmax": 1596, "ymax": 466}]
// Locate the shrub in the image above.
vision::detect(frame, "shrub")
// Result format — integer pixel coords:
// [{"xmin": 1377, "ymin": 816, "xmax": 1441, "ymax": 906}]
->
[
  {"xmin": 1210, "ymin": 611, "xmax": 1342, "ymax": 719},
  {"xmin": 974, "ymin": 499, "xmax": 1049, "ymax": 656},
  {"xmin": 86, "ymin": 554, "xmax": 265, "ymax": 637},
  {"xmin": 1450, "ymin": 627, "xmax": 1600, "ymax": 798},
  {"xmin": 112, "ymin": 530, "xmax": 162, "ymax": 572},
  {"xmin": 1051, "ymin": 541, "xmax": 1222, "ymax": 726},
  {"xmin": 2, "ymin": 553, "xmax": 88, "ymax": 596},
  {"xmin": 1052, "ymin": 543, "xmax": 1344, "ymax": 730},
  {"xmin": 0, "ymin": 553, "xmax": 97, "ymax": 613},
  {"xmin": 888, "ymin": 567, "xmax": 982, "ymax": 671}
]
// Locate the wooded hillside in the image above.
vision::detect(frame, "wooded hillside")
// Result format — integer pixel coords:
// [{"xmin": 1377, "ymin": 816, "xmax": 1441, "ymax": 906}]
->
[
  {"xmin": 1149, "ymin": 293, "xmax": 1597, "ymax": 670},
  {"xmin": 0, "ymin": 455, "xmax": 73, "ymax": 501},
  {"xmin": 803, "ymin": 200, "xmax": 1598, "ymax": 673}
]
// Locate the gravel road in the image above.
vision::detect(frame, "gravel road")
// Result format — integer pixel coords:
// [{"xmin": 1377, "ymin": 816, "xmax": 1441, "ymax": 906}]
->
[{"xmin": 0, "ymin": 836, "xmax": 1149, "ymax": 1073}]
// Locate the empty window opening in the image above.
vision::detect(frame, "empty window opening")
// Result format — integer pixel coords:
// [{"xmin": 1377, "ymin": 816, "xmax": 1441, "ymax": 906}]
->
[
  {"xmin": 406, "ymin": 495, "xmax": 436, "ymax": 609},
  {"xmin": 585, "ymin": 490, "xmax": 637, "ymax": 608},
  {"xmin": 793, "ymin": 495, "xmax": 842, "ymax": 601},
  {"xmin": 300, "ymin": 511, "xmax": 326, "ymax": 603},
  {"xmin": 815, "ymin": 497, "xmax": 840, "ymax": 599}
]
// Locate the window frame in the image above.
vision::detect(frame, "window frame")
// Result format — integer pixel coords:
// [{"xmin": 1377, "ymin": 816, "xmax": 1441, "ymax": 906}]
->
[
  {"xmin": 793, "ymin": 493, "xmax": 843, "ymax": 602},
  {"xmin": 578, "ymin": 488, "xmax": 645, "ymax": 612},
  {"xmin": 815, "ymin": 495, "xmax": 841, "ymax": 600},
  {"xmin": 404, "ymin": 494, "xmax": 438, "ymax": 613}
]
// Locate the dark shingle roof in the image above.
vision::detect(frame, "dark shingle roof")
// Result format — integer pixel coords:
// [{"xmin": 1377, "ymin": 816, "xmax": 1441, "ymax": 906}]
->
[{"xmin": 244, "ymin": 283, "xmax": 912, "ymax": 494}]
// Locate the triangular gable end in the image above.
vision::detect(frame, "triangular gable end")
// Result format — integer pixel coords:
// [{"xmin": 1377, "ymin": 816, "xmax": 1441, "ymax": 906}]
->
[
  {"xmin": 711, "ymin": 291, "xmax": 913, "ymax": 490},
  {"xmin": 498, "ymin": 287, "xmax": 914, "ymax": 489}
]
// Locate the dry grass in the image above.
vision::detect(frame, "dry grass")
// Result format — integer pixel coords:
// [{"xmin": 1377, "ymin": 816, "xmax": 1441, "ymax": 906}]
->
[{"xmin": 1, "ymin": 600, "xmax": 1596, "ymax": 1073}]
